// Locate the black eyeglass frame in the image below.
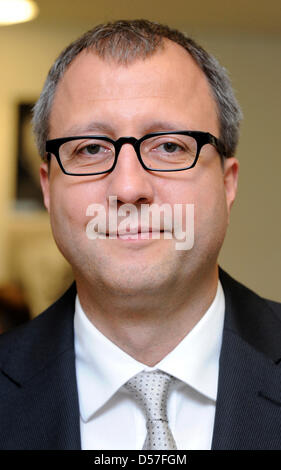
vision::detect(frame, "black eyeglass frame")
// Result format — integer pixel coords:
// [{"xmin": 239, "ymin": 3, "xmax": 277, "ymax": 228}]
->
[{"xmin": 45, "ymin": 130, "xmax": 226, "ymax": 176}]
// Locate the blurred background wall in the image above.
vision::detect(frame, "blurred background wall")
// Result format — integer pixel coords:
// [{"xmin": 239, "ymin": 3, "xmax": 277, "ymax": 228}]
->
[{"xmin": 0, "ymin": 0, "xmax": 280, "ymax": 322}]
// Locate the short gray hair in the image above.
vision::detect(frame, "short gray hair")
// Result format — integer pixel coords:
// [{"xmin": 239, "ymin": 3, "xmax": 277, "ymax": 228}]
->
[{"xmin": 32, "ymin": 19, "xmax": 243, "ymax": 159}]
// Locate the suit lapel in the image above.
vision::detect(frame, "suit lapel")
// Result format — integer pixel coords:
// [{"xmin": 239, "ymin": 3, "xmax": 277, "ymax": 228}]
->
[
  {"xmin": 0, "ymin": 283, "xmax": 81, "ymax": 450},
  {"xmin": 212, "ymin": 269, "xmax": 281, "ymax": 449}
]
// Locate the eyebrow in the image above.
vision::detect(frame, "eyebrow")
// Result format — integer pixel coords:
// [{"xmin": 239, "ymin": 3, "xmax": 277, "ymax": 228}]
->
[
  {"xmin": 64, "ymin": 121, "xmax": 116, "ymax": 136},
  {"xmin": 142, "ymin": 121, "xmax": 195, "ymax": 134},
  {"xmin": 63, "ymin": 120, "xmax": 195, "ymax": 138}
]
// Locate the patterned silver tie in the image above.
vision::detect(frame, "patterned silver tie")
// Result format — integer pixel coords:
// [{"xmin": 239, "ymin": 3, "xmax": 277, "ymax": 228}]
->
[{"xmin": 124, "ymin": 370, "xmax": 177, "ymax": 450}]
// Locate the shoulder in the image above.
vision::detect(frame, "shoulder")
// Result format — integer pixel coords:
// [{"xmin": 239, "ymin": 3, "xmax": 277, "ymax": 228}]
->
[
  {"xmin": 0, "ymin": 282, "xmax": 77, "ymax": 370},
  {"xmin": 264, "ymin": 299, "xmax": 281, "ymax": 321},
  {"xmin": 219, "ymin": 267, "xmax": 281, "ymax": 314},
  {"xmin": 219, "ymin": 267, "xmax": 281, "ymax": 362},
  {"xmin": 0, "ymin": 282, "xmax": 79, "ymax": 450}
]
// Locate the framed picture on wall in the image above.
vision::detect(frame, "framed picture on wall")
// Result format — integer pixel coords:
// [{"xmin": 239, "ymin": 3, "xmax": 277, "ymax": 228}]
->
[{"xmin": 16, "ymin": 102, "xmax": 44, "ymax": 210}]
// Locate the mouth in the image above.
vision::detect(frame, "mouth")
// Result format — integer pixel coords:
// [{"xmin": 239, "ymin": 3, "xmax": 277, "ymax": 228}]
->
[{"xmin": 105, "ymin": 228, "xmax": 167, "ymax": 240}]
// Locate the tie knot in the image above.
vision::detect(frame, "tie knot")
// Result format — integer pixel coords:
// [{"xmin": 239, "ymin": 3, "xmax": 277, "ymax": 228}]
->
[{"xmin": 124, "ymin": 370, "xmax": 175, "ymax": 422}]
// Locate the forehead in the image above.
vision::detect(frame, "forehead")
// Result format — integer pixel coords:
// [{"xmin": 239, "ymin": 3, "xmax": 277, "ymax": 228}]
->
[{"xmin": 49, "ymin": 40, "xmax": 219, "ymax": 138}]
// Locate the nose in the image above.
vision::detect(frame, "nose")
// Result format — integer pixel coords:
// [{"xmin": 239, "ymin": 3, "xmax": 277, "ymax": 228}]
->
[{"xmin": 106, "ymin": 143, "xmax": 154, "ymax": 206}]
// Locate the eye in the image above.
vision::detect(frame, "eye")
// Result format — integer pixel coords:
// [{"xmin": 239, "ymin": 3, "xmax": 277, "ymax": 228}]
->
[
  {"xmin": 82, "ymin": 144, "xmax": 103, "ymax": 155},
  {"xmin": 75, "ymin": 140, "xmax": 114, "ymax": 158},
  {"xmin": 152, "ymin": 140, "xmax": 186, "ymax": 155},
  {"xmin": 161, "ymin": 142, "xmax": 183, "ymax": 153}
]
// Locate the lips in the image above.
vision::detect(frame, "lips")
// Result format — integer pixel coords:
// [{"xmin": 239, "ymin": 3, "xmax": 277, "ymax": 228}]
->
[{"xmin": 108, "ymin": 228, "xmax": 165, "ymax": 236}]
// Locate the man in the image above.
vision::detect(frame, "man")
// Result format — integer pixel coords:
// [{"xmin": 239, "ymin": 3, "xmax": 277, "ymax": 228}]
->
[{"xmin": 0, "ymin": 20, "xmax": 280, "ymax": 450}]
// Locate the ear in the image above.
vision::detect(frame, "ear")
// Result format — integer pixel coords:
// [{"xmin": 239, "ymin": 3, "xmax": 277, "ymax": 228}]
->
[
  {"xmin": 39, "ymin": 162, "xmax": 50, "ymax": 212},
  {"xmin": 223, "ymin": 157, "xmax": 239, "ymax": 217}
]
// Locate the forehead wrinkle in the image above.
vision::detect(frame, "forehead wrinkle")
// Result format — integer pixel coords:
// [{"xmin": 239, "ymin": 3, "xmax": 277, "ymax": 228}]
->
[{"xmin": 81, "ymin": 94, "xmax": 171, "ymax": 101}]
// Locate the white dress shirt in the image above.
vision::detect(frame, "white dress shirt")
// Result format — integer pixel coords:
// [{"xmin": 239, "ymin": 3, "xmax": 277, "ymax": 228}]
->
[{"xmin": 74, "ymin": 281, "xmax": 225, "ymax": 450}]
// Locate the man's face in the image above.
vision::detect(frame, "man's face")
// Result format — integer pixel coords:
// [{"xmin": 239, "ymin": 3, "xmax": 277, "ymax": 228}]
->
[{"xmin": 40, "ymin": 40, "xmax": 238, "ymax": 296}]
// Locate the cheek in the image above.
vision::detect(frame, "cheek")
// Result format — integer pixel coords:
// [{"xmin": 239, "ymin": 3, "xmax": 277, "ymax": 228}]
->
[
  {"xmin": 174, "ymin": 166, "xmax": 228, "ymax": 245},
  {"xmin": 48, "ymin": 181, "xmax": 98, "ymax": 251},
  {"xmin": 193, "ymin": 179, "xmax": 229, "ymax": 247}
]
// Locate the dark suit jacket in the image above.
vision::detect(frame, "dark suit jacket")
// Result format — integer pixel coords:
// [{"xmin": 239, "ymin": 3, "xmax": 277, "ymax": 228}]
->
[{"xmin": 0, "ymin": 268, "xmax": 280, "ymax": 450}]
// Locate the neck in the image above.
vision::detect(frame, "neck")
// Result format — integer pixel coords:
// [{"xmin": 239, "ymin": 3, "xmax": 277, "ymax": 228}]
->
[{"xmin": 75, "ymin": 265, "xmax": 219, "ymax": 366}]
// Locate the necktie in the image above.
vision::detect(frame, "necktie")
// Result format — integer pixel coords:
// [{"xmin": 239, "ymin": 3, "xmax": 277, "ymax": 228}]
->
[{"xmin": 124, "ymin": 370, "xmax": 177, "ymax": 450}]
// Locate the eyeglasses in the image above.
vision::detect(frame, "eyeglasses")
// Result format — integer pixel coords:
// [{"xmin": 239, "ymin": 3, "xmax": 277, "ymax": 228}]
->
[{"xmin": 45, "ymin": 130, "xmax": 226, "ymax": 176}]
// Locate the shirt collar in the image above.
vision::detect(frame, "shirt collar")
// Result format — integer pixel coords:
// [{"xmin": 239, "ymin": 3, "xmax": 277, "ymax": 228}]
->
[
  {"xmin": 74, "ymin": 281, "xmax": 225, "ymax": 422},
  {"xmin": 157, "ymin": 280, "xmax": 225, "ymax": 400}
]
